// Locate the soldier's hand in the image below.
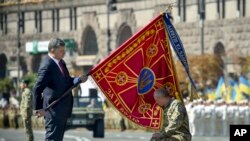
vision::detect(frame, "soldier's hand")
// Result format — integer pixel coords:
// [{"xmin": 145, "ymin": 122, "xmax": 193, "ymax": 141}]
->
[
  {"xmin": 79, "ymin": 75, "xmax": 88, "ymax": 83},
  {"xmin": 152, "ymin": 132, "xmax": 161, "ymax": 139},
  {"xmin": 35, "ymin": 109, "xmax": 45, "ymax": 118}
]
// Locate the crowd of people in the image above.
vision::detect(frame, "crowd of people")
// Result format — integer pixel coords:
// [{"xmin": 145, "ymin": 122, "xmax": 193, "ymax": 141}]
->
[
  {"xmin": 1, "ymin": 82, "xmax": 250, "ymax": 137},
  {"xmin": 185, "ymin": 98, "xmax": 250, "ymax": 136},
  {"xmin": 0, "ymin": 90, "xmax": 20, "ymax": 129}
]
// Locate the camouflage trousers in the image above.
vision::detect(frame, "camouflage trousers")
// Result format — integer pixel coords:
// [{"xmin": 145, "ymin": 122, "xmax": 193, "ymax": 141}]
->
[
  {"xmin": 150, "ymin": 137, "xmax": 178, "ymax": 141},
  {"xmin": 23, "ymin": 117, "xmax": 34, "ymax": 141},
  {"xmin": 150, "ymin": 135, "xmax": 191, "ymax": 141}
]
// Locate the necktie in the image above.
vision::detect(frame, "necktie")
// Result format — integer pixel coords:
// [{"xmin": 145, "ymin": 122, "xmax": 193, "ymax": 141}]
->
[{"xmin": 59, "ymin": 60, "xmax": 65, "ymax": 77}]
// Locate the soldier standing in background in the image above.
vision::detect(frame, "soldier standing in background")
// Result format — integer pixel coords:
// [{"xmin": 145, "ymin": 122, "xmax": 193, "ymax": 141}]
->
[
  {"xmin": 189, "ymin": 100, "xmax": 197, "ymax": 136},
  {"xmin": 0, "ymin": 107, "xmax": 3, "ymax": 128},
  {"xmin": 20, "ymin": 79, "xmax": 34, "ymax": 141},
  {"xmin": 204, "ymin": 100, "xmax": 215, "ymax": 136},
  {"xmin": 238, "ymin": 101, "xmax": 245, "ymax": 125},
  {"xmin": 215, "ymin": 100, "xmax": 223, "ymax": 136},
  {"xmin": 246, "ymin": 101, "xmax": 250, "ymax": 124},
  {"xmin": 231, "ymin": 101, "xmax": 239, "ymax": 125},
  {"xmin": 8, "ymin": 105, "xmax": 18, "ymax": 128},
  {"xmin": 243, "ymin": 100, "xmax": 250, "ymax": 125},
  {"xmin": 196, "ymin": 99, "xmax": 205, "ymax": 136},
  {"xmin": 220, "ymin": 100, "xmax": 228, "ymax": 136}
]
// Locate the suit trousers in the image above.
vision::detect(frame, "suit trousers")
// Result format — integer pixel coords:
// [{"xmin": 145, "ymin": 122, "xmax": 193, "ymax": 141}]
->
[{"xmin": 45, "ymin": 117, "xmax": 67, "ymax": 141}]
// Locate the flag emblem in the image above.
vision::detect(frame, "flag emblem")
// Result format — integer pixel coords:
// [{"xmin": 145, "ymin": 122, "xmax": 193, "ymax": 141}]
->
[{"xmin": 138, "ymin": 67, "xmax": 155, "ymax": 95}]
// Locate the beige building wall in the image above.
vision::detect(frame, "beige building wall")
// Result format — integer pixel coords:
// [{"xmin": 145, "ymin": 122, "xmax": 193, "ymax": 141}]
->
[
  {"xmin": 247, "ymin": 0, "xmax": 250, "ymax": 17},
  {"xmin": 134, "ymin": 9, "xmax": 154, "ymax": 28},
  {"xmin": 226, "ymin": 0, "xmax": 237, "ymax": 19},
  {"xmin": 60, "ymin": 9, "xmax": 70, "ymax": 32},
  {"xmin": 43, "ymin": 10, "xmax": 53, "ymax": 33},
  {"xmin": 0, "ymin": 0, "xmax": 250, "ymax": 74},
  {"xmin": 25, "ymin": 12, "xmax": 35, "ymax": 34},
  {"xmin": 7, "ymin": 13, "xmax": 17, "ymax": 35},
  {"xmin": 206, "ymin": 2, "xmax": 218, "ymax": 21},
  {"xmin": 186, "ymin": 4, "xmax": 198, "ymax": 22}
]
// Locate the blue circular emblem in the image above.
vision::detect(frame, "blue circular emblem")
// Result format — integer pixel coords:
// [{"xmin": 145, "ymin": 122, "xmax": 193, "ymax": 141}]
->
[{"xmin": 138, "ymin": 67, "xmax": 155, "ymax": 95}]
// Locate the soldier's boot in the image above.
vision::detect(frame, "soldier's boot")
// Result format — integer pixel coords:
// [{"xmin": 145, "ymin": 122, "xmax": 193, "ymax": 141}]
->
[{"xmin": 28, "ymin": 135, "xmax": 34, "ymax": 141}]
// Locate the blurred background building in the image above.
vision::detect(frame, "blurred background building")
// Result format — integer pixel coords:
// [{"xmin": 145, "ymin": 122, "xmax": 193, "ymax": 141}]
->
[{"xmin": 0, "ymin": 0, "xmax": 249, "ymax": 79}]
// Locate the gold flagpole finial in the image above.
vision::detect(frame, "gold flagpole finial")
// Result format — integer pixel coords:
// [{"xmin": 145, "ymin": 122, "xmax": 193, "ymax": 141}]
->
[{"xmin": 166, "ymin": 0, "xmax": 176, "ymax": 13}]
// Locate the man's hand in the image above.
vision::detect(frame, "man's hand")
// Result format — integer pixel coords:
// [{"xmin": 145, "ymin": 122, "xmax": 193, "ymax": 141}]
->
[
  {"xmin": 150, "ymin": 132, "xmax": 162, "ymax": 141},
  {"xmin": 35, "ymin": 109, "xmax": 45, "ymax": 118},
  {"xmin": 80, "ymin": 75, "xmax": 88, "ymax": 83}
]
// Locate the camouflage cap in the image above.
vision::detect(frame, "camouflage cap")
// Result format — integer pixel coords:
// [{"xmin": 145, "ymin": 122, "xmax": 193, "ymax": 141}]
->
[{"xmin": 21, "ymin": 79, "xmax": 29, "ymax": 85}]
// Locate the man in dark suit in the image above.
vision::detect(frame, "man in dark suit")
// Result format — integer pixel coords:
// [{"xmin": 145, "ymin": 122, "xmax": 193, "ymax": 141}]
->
[{"xmin": 33, "ymin": 38, "xmax": 88, "ymax": 141}]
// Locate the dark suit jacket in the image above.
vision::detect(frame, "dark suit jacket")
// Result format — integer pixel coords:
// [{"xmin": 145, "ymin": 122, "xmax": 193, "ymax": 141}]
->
[{"xmin": 33, "ymin": 55, "xmax": 80, "ymax": 119}]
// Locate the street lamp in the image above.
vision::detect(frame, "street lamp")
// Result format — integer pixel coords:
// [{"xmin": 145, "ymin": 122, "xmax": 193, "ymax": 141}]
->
[
  {"xmin": 17, "ymin": 0, "xmax": 21, "ymax": 95},
  {"xmin": 106, "ymin": 0, "xmax": 117, "ymax": 55},
  {"xmin": 198, "ymin": 0, "xmax": 205, "ymax": 55}
]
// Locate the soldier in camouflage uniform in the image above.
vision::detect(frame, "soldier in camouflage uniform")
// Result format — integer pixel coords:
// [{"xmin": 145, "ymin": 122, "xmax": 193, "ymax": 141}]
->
[
  {"xmin": 20, "ymin": 80, "xmax": 34, "ymax": 141},
  {"xmin": 150, "ymin": 88, "xmax": 192, "ymax": 141},
  {"xmin": 8, "ymin": 105, "xmax": 18, "ymax": 128},
  {"xmin": 0, "ymin": 107, "xmax": 3, "ymax": 128}
]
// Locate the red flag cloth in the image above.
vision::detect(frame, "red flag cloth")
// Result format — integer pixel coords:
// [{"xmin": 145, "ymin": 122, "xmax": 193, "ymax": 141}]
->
[{"xmin": 89, "ymin": 14, "xmax": 181, "ymax": 130}]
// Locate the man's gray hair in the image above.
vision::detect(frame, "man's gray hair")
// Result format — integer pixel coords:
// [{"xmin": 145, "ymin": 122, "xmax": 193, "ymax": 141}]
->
[
  {"xmin": 154, "ymin": 87, "xmax": 170, "ymax": 98},
  {"xmin": 48, "ymin": 38, "xmax": 65, "ymax": 51}
]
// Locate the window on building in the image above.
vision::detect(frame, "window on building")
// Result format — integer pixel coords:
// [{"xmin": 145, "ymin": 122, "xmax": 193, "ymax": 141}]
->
[
  {"xmin": 70, "ymin": 7, "xmax": 77, "ymax": 30},
  {"xmin": 178, "ymin": 0, "xmax": 186, "ymax": 22},
  {"xmin": 217, "ymin": 0, "xmax": 226, "ymax": 19},
  {"xmin": 34, "ymin": 10, "xmax": 42, "ymax": 32},
  {"xmin": 19, "ymin": 12, "xmax": 25, "ymax": 34},
  {"xmin": 237, "ymin": 0, "xmax": 246, "ymax": 17},
  {"xmin": 52, "ymin": 9, "xmax": 60, "ymax": 32},
  {"xmin": 198, "ymin": 0, "xmax": 206, "ymax": 20},
  {"xmin": 0, "ymin": 13, "xmax": 7, "ymax": 35}
]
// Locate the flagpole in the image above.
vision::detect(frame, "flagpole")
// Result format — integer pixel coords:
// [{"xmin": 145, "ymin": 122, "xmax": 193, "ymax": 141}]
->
[
  {"xmin": 199, "ymin": 0, "xmax": 205, "ymax": 55},
  {"xmin": 221, "ymin": 55, "xmax": 230, "ymax": 101},
  {"xmin": 106, "ymin": 0, "xmax": 111, "ymax": 55},
  {"xmin": 17, "ymin": 0, "xmax": 21, "ymax": 96}
]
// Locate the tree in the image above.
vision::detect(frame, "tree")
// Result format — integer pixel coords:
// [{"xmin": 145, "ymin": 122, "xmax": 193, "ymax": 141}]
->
[
  {"xmin": 175, "ymin": 54, "xmax": 223, "ymax": 87},
  {"xmin": 0, "ymin": 78, "xmax": 14, "ymax": 93}
]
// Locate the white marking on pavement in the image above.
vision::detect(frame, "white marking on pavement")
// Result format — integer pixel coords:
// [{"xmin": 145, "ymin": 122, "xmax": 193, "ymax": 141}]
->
[
  {"xmin": 81, "ymin": 137, "xmax": 91, "ymax": 141},
  {"xmin": 116, "ymin": 134, "xmax": 121, "ymax": 137},
  {"xmin": 64, "ymin": 135, "xmax": 83, "ymax": 141},
  {"xmin": 0, "ymin": 138, "xmax": 6, "ymax": 141},
  {"xmin": 127, "ymin": 135, "xmax": 133, "ymax": 138},
  {"xmin": 139, "ymin": 136, "xmax": 146, "ymax": 140},
  {"xmin": 35, "ymin": 130, "xmax": 92, "ymax": 141}
]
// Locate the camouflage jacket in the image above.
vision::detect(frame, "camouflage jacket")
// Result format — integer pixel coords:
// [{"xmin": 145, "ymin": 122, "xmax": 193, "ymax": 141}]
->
[
  {"xmin": 20, "ymin": 88, "xmax": 33, "ymax": 117},
  {"xmin": 159, "ymin": 99, "xmax": 192, "ymax": 141}
]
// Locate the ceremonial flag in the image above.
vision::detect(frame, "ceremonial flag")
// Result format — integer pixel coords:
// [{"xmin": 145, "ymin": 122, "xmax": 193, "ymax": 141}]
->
[
  {"xmin": 89, "ymin": 13, "xmax": 194, "ymax": 130},
  {"xmin": 225, "ymin": 78, "xmax": 242, "ymax": 102},
  {"xmin": 215, "ymin": 76, "xmax": 226, "ymax": 100},
  {"xmin": 207, "ymin": 90, "xmax": 216, "ymax": 101},
  {"xmin": 239, "ymin": 76, "xmax": 250, "ymax": 96}
]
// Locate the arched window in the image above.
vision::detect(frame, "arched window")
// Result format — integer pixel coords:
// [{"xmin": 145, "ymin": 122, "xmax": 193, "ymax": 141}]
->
[
  {"xmin": 81, "ymin": 26, "xmax": 98, "ymax": 73},
  {"xmin": 82, "ymin": 26, "xmax": 98, "ymax": 55},
  {"xmin": 214, "ymin": 42, "xmax": 225, "ymax": 56},
  {"xmin": 117, "ymin": 24, "xmax": 132, "ymax": 47}
]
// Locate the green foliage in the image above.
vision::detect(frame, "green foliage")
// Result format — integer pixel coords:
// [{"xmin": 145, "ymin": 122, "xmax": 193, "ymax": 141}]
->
[
  {"xmin": 0, "ymin": 78, "xmax": 14, "ymax": 93},
  {"xmin": 22, "ymin": 73, "xmax": 37, "ymax": 88},
  {"xmin": 176, "ymin": 54, "xmax": 223, "ymax": 87},
  {"xmin": 240, "ymin": 56, "xmax": 250, "ymax": 76}
]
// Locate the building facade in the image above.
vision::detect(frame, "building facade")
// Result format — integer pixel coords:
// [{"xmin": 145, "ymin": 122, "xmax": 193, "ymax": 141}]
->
[{"xmin": 0, "ymin": 0, "xmax": 249, "ymax": 79}]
